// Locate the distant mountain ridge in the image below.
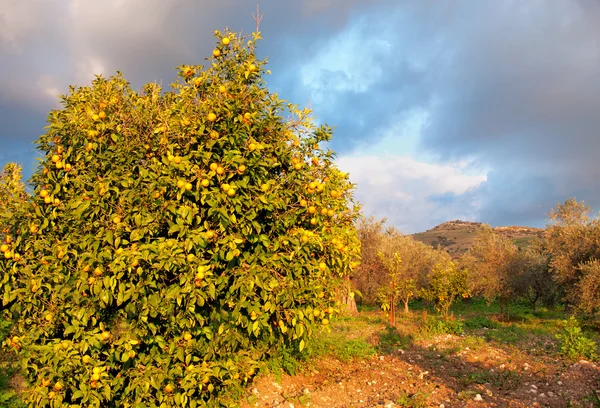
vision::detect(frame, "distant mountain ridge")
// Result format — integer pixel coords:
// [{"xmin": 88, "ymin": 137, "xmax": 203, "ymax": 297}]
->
[{"xmin": 411, "ymin": 220, "xmax": 544, "ymax": 256}]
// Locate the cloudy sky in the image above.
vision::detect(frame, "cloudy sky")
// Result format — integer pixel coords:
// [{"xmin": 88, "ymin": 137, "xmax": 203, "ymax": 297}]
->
[{"xmin": 1, "ymin": 0, "xmax": 599, "ymax": 233}]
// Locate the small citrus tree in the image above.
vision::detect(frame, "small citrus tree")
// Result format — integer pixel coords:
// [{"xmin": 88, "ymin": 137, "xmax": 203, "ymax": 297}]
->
[
  {"xmin": 0, "ymin": 29, "xmax": 359, "ymax": 407},
  {"xmin": 422, "ymin": 259, "xmax": 470, "ymax": 319}
]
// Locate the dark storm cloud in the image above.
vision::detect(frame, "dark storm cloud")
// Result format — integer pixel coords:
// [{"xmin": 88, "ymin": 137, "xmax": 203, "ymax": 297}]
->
[
  {"xmin": 0, "ymin": 0, "xmax": 384, "ymax": 179},
  {"xmin": 2, "ymin": 0, "xmax": 600, "ymax": 230}
]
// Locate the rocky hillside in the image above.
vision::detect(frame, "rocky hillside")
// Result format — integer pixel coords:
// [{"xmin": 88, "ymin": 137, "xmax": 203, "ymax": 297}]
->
[{"xmin": 411, "ymin": 220, "xmax": 544, "ymax": 256}]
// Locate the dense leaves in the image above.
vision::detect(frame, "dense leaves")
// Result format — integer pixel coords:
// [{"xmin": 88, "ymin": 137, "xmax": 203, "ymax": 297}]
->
[{"xmin": 0, "ymin": 29, "xmax": 359, "ymax": 407}]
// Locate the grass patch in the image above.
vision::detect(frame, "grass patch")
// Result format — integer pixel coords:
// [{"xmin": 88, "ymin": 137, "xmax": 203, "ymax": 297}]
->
[
  {"xmin": 463, "ymin": 315, "xmax": 498, "ymax": 329},
  {"xmin": 264, "ymin": 314, "xmax": 378, "ymax": 381},
  {"xmin": 378, "ymin": 325, "xmax": 412, "ymax": 353},
  {"xmin": 396, "ymin": 390, "xmax": 430, "ymax": 408}
]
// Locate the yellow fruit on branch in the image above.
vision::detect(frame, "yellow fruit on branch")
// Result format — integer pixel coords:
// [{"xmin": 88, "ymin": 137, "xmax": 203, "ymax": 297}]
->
[{"xmin": 207, "ymin": 112, "xmax": 217, "ymax": 122}]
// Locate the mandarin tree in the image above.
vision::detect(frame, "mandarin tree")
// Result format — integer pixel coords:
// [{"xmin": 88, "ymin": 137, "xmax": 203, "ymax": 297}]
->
[
  {"xmin": 422, "ymin": 258, "xmax": 470, "ymax": 319},
  {"xmin": 0, "ymin": 29, "xmax": 359, "ymax": 407}
]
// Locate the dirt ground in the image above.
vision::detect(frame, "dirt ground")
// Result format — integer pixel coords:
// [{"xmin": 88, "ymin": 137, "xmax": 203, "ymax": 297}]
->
[{"xmin": 242, "ymin": 312, "xmax": 600, "ymax": 408}]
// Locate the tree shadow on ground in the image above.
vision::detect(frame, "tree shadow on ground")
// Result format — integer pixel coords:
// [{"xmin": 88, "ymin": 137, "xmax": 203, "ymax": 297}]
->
[{"xmin": 374, "ymin": 323, "xmax": 600, "ymax": 408}]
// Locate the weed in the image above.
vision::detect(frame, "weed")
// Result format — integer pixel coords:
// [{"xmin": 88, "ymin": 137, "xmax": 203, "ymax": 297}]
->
[
  {"xmin": 378, "ymin": 326, "xmax": 412, "ymax": 353},
  {"xmin": 421, "ymin": 315, "xmax": 464, "ymax": 337},
  {"xmin": 463, "ymin": 315, "xmax": 498, "ymax": 329},
  {"xmin": 396, "ymin": 390, "xmax": 430, "ymax": 408},
  {"xmin": 583, "ymin": 390, "xmax": 600, "ymax": 407},
  {"xmin": 556, "ymin": 317, "xmax": 597, "ymax": 361},
  {"xmin": 463, "ymin": 370, "xmax": 492, "ymax": 386}
]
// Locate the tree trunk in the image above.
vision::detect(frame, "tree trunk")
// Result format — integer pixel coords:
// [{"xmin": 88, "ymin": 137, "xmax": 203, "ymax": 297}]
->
[
  {"xmin": 344, "ymin": 275, "xmax": 358, "ymax": 317},
  {"xmin": 403, "ymin": 298, "xmax": 409, "ymax": 314},
  {"xmin": 389, "ymin": 281, "xmax": 396, "ymax": 326},
  {"xmin": 345, "ymin": 293, "xmax": 358, "ymax": 317}
]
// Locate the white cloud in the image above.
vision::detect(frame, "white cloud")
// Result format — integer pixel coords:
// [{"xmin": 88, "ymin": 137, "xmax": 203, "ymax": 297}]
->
[{"xmin": 336, "ymin": 153, "xmax": 487, "ymax": 233}]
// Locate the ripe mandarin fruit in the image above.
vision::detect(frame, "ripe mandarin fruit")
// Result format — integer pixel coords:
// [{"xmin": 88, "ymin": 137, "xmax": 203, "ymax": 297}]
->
[
  {"xmin": 207, "ymin": 112, "xmax": 217, "ymax": 122},
  {"xmin": 209, "ymin": 163, "xmax": 218, "ymax": 171}
]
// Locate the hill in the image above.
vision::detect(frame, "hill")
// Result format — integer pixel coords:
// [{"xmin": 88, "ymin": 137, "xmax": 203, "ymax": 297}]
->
[{"xmin": 411, "ymin": 220, "xmax": 544, "ymax": 256}]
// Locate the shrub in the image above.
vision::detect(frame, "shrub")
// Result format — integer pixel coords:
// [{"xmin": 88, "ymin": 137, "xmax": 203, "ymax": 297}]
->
[
  {"xmin": 421, "ymin": 316, "xmax": 464, "ymax": 336},
  {"xmin": 0, "ymin": 29, "xmax": 360, "ymax": 407},
  {"xmin": 463, "ymin": 315, "xmax": 498, "ymax": 329},
  {"xmin": 556, "ymin": 317, "xmax": 597, "ymax": 361}
]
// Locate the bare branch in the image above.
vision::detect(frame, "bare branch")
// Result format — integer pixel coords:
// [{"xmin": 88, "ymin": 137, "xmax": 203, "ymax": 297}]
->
[{"xmin": 252, "ymin": 4, "xmax": 263, "ymax": 32}]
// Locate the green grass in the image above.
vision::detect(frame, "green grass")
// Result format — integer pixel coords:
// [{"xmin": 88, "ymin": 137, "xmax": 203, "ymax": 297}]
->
[{"xmin": 264, "ymin": 314, "xmax": 378, "ymax": 381}]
